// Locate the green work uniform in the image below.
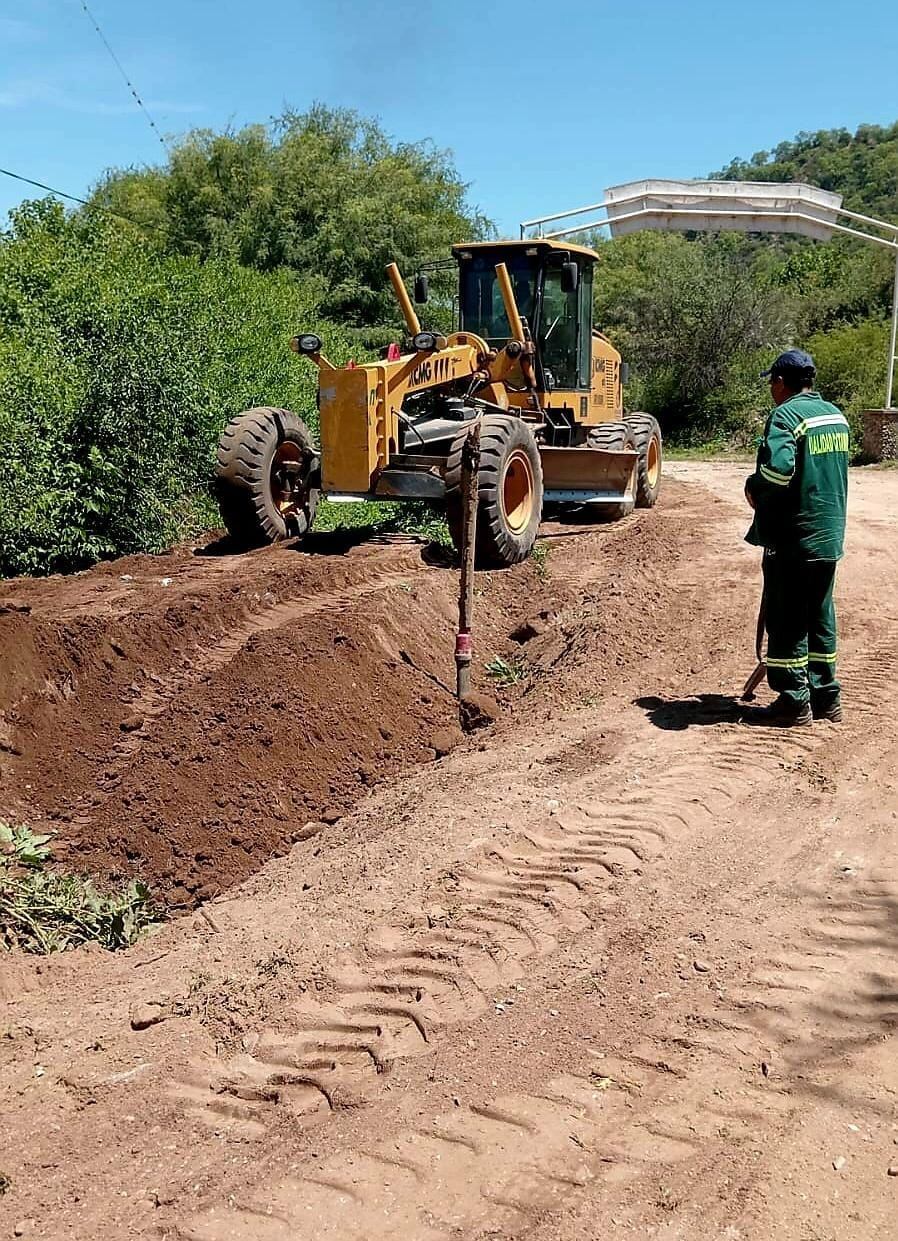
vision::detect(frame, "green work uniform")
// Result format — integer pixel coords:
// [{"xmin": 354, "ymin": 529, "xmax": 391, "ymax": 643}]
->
[{"xmin": 745, "ymin": 392, "xmax": 849, "ymax": 709}]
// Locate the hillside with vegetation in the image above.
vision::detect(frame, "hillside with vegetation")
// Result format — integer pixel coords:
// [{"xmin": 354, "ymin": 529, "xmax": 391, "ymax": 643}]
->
[
  {"xmin": 1, "ymin": 114, "xmax": 896, "ymax": 576},
  {"xmin": 592, "ymin": 123, "xmax": 898, "ymax": 445}
]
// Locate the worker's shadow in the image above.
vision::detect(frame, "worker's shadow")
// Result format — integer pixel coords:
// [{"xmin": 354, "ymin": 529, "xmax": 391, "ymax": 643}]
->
[{"xmin": 635, "ymin": 693, "xmax": 745, "ymax": 731}]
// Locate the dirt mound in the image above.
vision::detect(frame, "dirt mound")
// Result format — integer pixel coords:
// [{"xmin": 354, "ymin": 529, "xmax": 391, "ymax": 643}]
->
[
  {"xmin": 491, "ymin": 486, "xmax": 732, "ymax": 721},
  {"xmin": 0, "ymin": 531, "xmax": 562, "ymax": 906},
  {"xmin": 0, "ymin": 486, "xmax": 714, "ymax": 910}
]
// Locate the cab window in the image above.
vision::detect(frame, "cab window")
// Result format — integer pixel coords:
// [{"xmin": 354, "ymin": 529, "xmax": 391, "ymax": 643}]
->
[
  {"xmin": 577, "ymin": 263, "xmax": 594, "ymax": 389},
  {"xmin": 538, "ymin": 267, "xmax": 579, "ymax": 390},
  {"xmin": 459, "ymin": 254, "xmax": 536, "ymax": 344}
]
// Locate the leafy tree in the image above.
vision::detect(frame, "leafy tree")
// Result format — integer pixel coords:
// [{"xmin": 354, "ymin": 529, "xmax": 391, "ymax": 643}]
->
[
  {"xmin": 93, "ymin": 105, "xmax": 490, "ymax": 328},
  {"xmin": 808, "ymin": 318, "xmax": 891, "ymax": 437},
  {"xmin": 593, "ymin": 231, "xmax": 791, "ymax": 441}
]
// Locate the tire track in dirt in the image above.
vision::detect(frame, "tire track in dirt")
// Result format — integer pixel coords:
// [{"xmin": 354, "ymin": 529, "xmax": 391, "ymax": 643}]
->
[
  {"xmin": 174, "ymin": 1028, "xmax": 799, "ymax": 1241},
  {"xmin": 168, "ymin": 637, "xmax": 898, "ymax": 1239},
  {"xmin": 176, "ymin": 1069, "xmax": 701, "ymax": 1241},
  {"xmin": 177, "ymin": 833, "xmax": 898, "ymax": 1241},
  {"xmin": 170, "ymin": 772, "xmax": 726, "ymax": 1139},
  {"xmin": 68, "ymin": 557, "xmax": 425, "ymax": 834},
  {"xmin": 169, "ymin": 640, "xmax": 898, "ymax": 1145}
]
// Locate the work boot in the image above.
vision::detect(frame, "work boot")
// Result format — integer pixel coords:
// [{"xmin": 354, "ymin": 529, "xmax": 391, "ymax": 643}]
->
[
  {"xmin": 812, "ymin": 697, "xmax": 843, "ymax": 723},
  {"xmin": 744, "ymin": 694, "xmax": 813, "ymax": 727}
]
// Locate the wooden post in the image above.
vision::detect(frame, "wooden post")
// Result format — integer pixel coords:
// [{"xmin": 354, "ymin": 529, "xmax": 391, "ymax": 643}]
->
[{"xmin": 456, "ymin": 421, "xmax": 480, "ymax": 703}]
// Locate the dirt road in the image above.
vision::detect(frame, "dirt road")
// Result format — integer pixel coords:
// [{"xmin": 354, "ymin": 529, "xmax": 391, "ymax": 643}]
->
[{"xmin": 2, "ymin": 462, "xmax": 897, "ymax": 1240}]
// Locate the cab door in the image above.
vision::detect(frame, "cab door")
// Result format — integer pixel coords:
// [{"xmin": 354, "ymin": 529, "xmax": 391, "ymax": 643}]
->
[{"xmin": 537, "ymin": 265, "xmax": 580, "ymax": 392}]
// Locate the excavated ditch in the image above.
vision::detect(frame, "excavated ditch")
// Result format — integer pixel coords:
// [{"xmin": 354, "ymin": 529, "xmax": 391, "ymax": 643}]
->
[{"xmin": 0, "ymin": 489, "xmax": 697, "ymax": 909}]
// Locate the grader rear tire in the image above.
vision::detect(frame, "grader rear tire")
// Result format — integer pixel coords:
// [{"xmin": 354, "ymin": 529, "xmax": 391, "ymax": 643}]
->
[
  {"xmin": 446, "ymin": 415, "xmax": 543, "ymax": 567},
  {"xmin": 625, "ymin": 412, "xmax": 663, "ymax": 508},
  {"xmin": 215, "ymin": 407, "xmax": 319, "ymax": 547},
  {"xmin": 586, "ymin": 421, "xmax": 636, "ymax": 521}
]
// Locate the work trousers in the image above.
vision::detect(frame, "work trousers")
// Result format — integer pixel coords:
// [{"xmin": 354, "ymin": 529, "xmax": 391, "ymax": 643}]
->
[{"xmin": 762, "ymin": 550, "xmax": 840, "ymax": 708}]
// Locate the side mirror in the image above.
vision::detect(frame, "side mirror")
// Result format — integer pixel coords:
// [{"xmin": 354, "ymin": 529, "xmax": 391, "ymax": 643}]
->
[
  {"xmin": 414, "ymin": 274, "xmax": 429, "ymax": 304},
  {"xmin": 560, "ymin": 261, "xmax": 579, "ymax": 294},
  {"xmin": 620, "ymin": 362, "xmax": 630, "ymax": 385}
]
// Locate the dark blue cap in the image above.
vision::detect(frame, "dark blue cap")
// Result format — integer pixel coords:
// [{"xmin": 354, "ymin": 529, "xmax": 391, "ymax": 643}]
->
[{"xmin": 761, "ymin": 349, "xmax": 816, "ymax": 379}]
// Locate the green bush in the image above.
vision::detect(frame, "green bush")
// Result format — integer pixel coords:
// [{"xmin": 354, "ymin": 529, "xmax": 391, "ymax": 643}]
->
[
  {"xmin": 0, "ymin": 200, "xmax": 355, "ymax": 576},
  {"xmin": 808, "ymin": 318, "xmax": 891, "ymax": 444}
]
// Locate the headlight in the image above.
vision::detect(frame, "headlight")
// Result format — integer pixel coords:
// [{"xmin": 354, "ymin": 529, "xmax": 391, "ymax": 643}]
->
[
  {"xmin": 412, "ymin": 331, "xmax": 437, "ymax": 352},
  {"xmin": 290, "ymin": 333, "xmax": 323, "ymax": 355}
]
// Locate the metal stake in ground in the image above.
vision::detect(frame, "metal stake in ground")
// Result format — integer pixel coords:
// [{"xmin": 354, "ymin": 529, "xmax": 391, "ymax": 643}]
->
[{"xmin": 456, "ymin": 422, "xmax": 481, "ymax": 703}]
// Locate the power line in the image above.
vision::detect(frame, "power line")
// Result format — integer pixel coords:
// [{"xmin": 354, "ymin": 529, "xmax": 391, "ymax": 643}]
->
[
  {"xmin": 0, "ymin": 167, "xmax": 94, "ymax": 210},
  {"xmin": 76, "ymin": 0, "xmax": 169, "ymax": 154},
  {"xmin": 0, "ymin": 165, "xmax": 185, "ymax": 245}
]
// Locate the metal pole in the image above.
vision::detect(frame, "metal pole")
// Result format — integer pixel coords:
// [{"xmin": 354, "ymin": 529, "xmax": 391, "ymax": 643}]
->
[
  {"xmin": 455, "ymin": 422, "xmax": 480, "ymax": 703},
  {"xmin": 887, "ymin": 249, "xmax": 898, "ymax": 410},
  {"xmin": 839, "ymin": 205, "xmax": 898, "ymax": 236},
  {"xmin": 520, "ymin": 198, "xmax": 608, "ymax": 231},
  {"xmin": 543, "ymin": 208, "xmax": 898, "ymax": 249}
]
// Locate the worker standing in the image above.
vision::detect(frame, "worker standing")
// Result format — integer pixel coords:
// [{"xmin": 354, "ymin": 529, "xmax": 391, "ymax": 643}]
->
[{"xmin": 744, "ymin": 349, "xmax": 849, "ymax": 727}]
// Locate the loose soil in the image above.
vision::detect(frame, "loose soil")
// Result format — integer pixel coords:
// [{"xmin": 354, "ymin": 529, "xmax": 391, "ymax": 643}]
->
[
  {"xmin": 0, "ymin": 497, "xmax": 694, "ymax": 908},
  {"xmin": 1, "ymin": 465, "xmax": 897, "ymax": 1241},
  {"xmin": 0, "ymin": 532, "xmax": 559, "ymax": 906}
]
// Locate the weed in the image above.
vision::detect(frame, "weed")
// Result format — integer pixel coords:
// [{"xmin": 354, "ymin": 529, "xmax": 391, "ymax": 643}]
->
[
  {"xmin": 657, "ymin": 1185, "xmax": 679, "ymax": 1212},
  {"xmin": 0, "ymin": 823, "xmax": 52, "ymax": 868},
  {"xmin": 0, "ymin": 821, "xmax": 158, "ymax": 954},
  {"xmin": 187, "ymin": 970, "xmax": 213, "ymax": 999},
  {"xmin": 485, "ymin": 655, "xmax": 528, "ymax": 688},
  {"xmin": 530, "ymin": 541, "xmax": 551, "ymax": 582},
  {"xmin": 0, "ymin": 1172, "xmax": 10, "ymax": 1196},
  {"xmin": 255, "ymin": 947, "xmax": 297, "ymax": 978},
  {"xmin": 315, "ymin": 498, "xmax": 453, "ymax": 549}
]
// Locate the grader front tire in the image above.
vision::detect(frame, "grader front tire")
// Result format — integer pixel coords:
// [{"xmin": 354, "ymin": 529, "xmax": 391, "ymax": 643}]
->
[
  {"xmin": 446, "ymin": 416, "xmax": 543, "ymax": 568},
  {"xmin": 215, "ymin": 407, "xmax": 319, "ymax": 548}
]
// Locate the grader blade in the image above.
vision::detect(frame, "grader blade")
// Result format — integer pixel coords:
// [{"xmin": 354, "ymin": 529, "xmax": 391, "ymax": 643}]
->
[{"xmin": 539, "ymin": 445, "xmax": 638, "ymax": 505}]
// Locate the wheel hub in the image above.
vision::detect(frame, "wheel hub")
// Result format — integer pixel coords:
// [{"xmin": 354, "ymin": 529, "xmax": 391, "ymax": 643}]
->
[
  {"xmin": 501, "ymin": 448, "xmax": 535, "ymax": 534},
  {"xmin": 271, "ymin": 443, "xmax": 306, "ymax": 517},
  {"xmin": 646, "ymin": 435, "xmax": 661, "ymax": 489}
]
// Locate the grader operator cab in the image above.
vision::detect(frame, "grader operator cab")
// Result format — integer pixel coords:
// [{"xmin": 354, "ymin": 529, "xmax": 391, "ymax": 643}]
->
[{"xmin": 214, "ymin": 239, "xmax": 662, "ymax": 567}]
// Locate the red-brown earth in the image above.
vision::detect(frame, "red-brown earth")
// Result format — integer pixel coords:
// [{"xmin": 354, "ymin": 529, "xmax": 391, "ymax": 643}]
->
[{"xmin": 1, "ymin": 464, "xmax": 896, "ymax": 1241}]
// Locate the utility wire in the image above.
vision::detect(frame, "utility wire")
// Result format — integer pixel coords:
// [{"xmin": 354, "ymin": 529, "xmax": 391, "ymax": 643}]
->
[
  {"xmin": 76, "ymin": 0, "xmax": 169, "ymax": 153},
  {"xmin": 1, "ymin": 167, "xmax": 96, "ymax": 210},
  {"xmin": 0, "ymin": 165, "xmax": 191, "ymax": 246}
]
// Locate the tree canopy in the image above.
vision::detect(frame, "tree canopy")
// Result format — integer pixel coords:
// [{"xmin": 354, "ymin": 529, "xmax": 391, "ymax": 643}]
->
[
  {"xmin": 712, "ymin": 121, "xmax": 898, "ymax": 222},
  {"xmin": 92, "ymin": 104, "xmax": 490, "ymax": 327}
]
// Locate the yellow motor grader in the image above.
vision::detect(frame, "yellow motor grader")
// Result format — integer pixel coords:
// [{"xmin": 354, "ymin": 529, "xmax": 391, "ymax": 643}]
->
[{"xmin": 214, "ymin": 239, "xmax": 662, "ymax": 566}]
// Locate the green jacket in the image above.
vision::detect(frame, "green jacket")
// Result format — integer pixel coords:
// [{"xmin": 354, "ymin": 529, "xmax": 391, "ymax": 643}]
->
[{"xmin": 745, "ymin": 391, "xmax": 849, "ymax": 560}]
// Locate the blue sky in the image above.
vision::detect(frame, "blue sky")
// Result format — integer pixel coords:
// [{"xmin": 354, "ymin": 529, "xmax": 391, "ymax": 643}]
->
[{"xmin": 2, "ymin": 0, "xmax": 897, "ymax": 235}]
